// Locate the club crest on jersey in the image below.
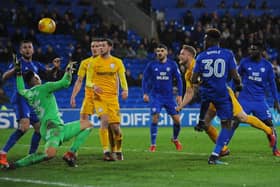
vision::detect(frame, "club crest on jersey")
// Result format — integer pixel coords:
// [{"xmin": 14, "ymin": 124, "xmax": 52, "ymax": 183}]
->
[
  {"xmin": 98, "ymin": 107, "xmax": 103, "ymax": 112},
  {"xmin": 248, "ymin": 67, "xmax": 252, "ymax": 71},
  {"xmin": 110, "ymin": 63, "xmax": 115, "ymax": 69},
  {"xmin": 166, "ymin": 67, "xmax": 170, "ymax": 72},
  {"xmin": 154, "ymin": 68, "xmax": 158, "ymax": 71},
  {"xmin": 260, "ymin": 68, "xmax": 265, "ymax": 72},
  {"xmin": 152, "ymin": 107, "xmax": 157, "ymax": 112}
]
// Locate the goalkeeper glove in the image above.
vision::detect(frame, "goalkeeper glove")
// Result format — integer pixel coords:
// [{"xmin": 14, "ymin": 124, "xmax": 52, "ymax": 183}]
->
[
  {"xmin": 13, "ymin": 54, "xmax": 21, "ymax": 75},
  {"xmin": 65, "ymin": 61, "xmax": 77, "ymax": 74}
]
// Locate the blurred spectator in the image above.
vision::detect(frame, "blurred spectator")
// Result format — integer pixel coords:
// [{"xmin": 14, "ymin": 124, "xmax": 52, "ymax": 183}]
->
[
  {"xmin": 135, "ymin": 73, "xmax": 143, "ymax": 87},
  {"xmin": 136, "ymin": 44, "xmax": 148, "ymax": 59},
  {"xmin": 78, "ymin": 0, "xmax": 92, "ymax": 6},
  {"xmin": 0, "ymin": 70, "xmax": 9, "ymax": 104},
  {"xmin": 0, "ymin": 41, "xmax": 13, "ymax": 62},
  {"xmin": 36, "ymin": 0, "xmax": 50, "ymax": 5},
  {"xmin": 46, "ymin": 57, "xmax": 65, "ymax": 81},
  {"xmin": 155, "ymin": 9, "xmax": 165, "ymax": 22},
  {"xmin": 176, "ymin": 0, "xmax": 186, "ymax": 8},
  {"xmin": 71, "ymin": 44, "xmax": 85, "ymax": 63},
  {"xmin": 183, "ymin": 10, "xmax": 194, "ymax": 26},
  {"xmin": 0, "ymin": 23, "xmax": 8, "ymax": 37},
  {"xmin": 56, "ymin": 0, "xmax": 71, "ymax": 5},
  {"xmin": 25, "ymin": 29, "xmax": 39, "ymax": 46},
  {"xmin": 33, "ymin": 47, "xmax": 47, "ymax": 63},
  {"xmin": 114, "ymin": 43, "xmax": 128, "ymax": 58},
  {"xmin": 232, "ymin": 0, "xmax": 242, "ymax": 9},
  {"xmin": 125, "ymin": 69, "xmax": 137, "ymax": 87},
  {"xmin": 148, "ymin": 38, "xmax": 158, "ymax": 53},
  {"xmin": 260, "ymin": 0, "xmax": 268, "ymax": 9},
  {"xmin": 247, "ymin": 0, "xmax": 257, "ymax": 9},
  {"xmin": 139, "ymin": 0, "xmax": 151, "ymax": 15},
  {"xmin": 194, "ymin": 0, "xmax": 206, "ymax": 8},
  {"xmin": 218, "ymin": 0, "xmax": 226, "ymax": 8},
  {"xmin": 126, "ymin": 46, "xmax": 137, "ymax": 58},
  {"xmin": 11, "ymin": 28, "xmax": 24, "ymax": 46},
  {"xmin": 44, "ymin": 45, "xmax": 58, "ymax": 64},
  {"xmin": 272, "ymin": 59, "xmax": 280, "ymax": 91}
]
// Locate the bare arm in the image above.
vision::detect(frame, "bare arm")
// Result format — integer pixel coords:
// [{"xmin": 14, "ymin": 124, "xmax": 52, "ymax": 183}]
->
[
  {"xmin": 230, "ymin": 69, "xmax": 242, "ymax": 91},
  {"xmin": 2, "ymin": 68, "xmax": 15, "ymax": 81},
  {"xmin": 177, "ymin": 87, "xmax": 194, "ymax": 110},
  {"xmin": 70, "ymin": 76, "xmax": 83, "ymax": 108}
]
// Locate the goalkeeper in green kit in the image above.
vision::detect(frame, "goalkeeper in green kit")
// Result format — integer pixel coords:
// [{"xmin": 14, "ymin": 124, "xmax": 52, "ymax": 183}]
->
[{"xmin": 8, "ymin": 55, "xmax": 93, "ymax": 168}]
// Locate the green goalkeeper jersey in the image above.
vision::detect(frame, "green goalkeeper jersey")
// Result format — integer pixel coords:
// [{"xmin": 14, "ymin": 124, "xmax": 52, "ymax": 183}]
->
[{"xmin": 16, "ymin": 73, "xmax": 72, "ymax": 139}]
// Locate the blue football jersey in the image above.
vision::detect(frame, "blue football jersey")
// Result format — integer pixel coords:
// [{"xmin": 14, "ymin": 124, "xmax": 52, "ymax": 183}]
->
[
  {"xmin": 142, "ymin": 59, "xmax": 183, "ymax": 97},
  {"xmin": 193, "ymin": 46, "xmax": 237, "ymax": 101},
  {"xmin": 238, "ymin": 57, "xmax": 278, "ymax": 102}
]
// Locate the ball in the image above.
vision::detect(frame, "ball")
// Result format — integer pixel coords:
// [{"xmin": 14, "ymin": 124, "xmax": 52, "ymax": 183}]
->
[{"xmin": 38, "ymin": 18, "xmax": 56, "ymax": 34}]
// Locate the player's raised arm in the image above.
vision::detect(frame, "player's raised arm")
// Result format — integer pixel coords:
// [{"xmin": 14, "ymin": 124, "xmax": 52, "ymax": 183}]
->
[
  {"xmin": 42, "ymin": 61, "xmax": 76, "ymax": 93},
  {"xmin": 14, "ymin": 54, "xmax": 26, "ymax": 96}
]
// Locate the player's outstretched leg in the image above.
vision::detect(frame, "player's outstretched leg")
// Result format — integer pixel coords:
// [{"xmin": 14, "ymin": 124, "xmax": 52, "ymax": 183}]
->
[
  {"xmin": 14, "ymin": 153, "xmax": 48, "ymax": 168},
  {"xmin": 62, "ymin": 120, "xmax": 92, "ymax": 166}
]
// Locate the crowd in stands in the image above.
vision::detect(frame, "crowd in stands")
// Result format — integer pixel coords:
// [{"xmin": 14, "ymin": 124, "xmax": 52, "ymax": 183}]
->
[{"xmin": 0, "ymin": 0, "xmax": 279, "ymax": 108}]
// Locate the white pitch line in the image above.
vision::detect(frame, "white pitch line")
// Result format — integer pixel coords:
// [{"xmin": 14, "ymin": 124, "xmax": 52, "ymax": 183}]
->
[{"xmin": 0, "ymin": 177, "xmax": 96, "ymax": 187}]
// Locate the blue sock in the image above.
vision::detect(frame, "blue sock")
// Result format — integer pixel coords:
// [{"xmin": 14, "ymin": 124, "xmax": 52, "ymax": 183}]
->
[
  {"xmin": 213, "ymin": 127, "xmax": 234, "ymax": 155},
  {"xmin": 273, "ymin": 128, "xmax": 278, "ymax": 152},
  {"xmin": 29, "ymin": 132, "xmax": 41, "ymax": 154},
  {"xmin": 150, "ymin": 123, "xmax": 158, "ymax": 145},
  {"xmin": 173, "ymin": 123, "xmax": 181, "ymax": 140},
  {"xmin": 2, "ymin": 129, "xmax": 24, "ymax": 152}
]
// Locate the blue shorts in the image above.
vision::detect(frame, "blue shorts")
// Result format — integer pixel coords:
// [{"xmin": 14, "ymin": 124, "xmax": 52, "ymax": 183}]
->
[
  {"xmin": 149, "ymin": 95, "xmax": 178, "ymax": 116},
  {"xmin": 13, "ymin": 94, "xmax": 39, "ymax": 125},
  {"xmin": 206, "ymin": 96, "xmax": 233, "ymax": 120},
  {"xmin": 238, "ymin": 97, "xmax": 271, "ymax": 121}
]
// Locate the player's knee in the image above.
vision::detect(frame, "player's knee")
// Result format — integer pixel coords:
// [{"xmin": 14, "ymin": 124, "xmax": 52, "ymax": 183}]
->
[
  {"xmin": 33, "ymin": 123, "xmax": 41, "ymax": 132},
  {"xmin": 152, "ymin": 114, "xmax": 159, "ymax": 123},
  {"xmin": 204, "ymin": 110, "xmax": 216, "ymax": 125},
  {"xmin": 236, "ymin": 112, "xmax": 247, "ymax": 122},
  {"xmin": 46, "ymin": 147, "xmax": 57, "ymax": 158},
  {"xmin": 80, "ymin": 114, "xmax": 88, "ymax": 121},
  {"xmin": 232, "ymin": 118, "xmax": 240, "ymax": 129},
  {"xmin": 221, "ymin": 120, "xmax": 231, "ymax": 129},
  {"xmin": 80, "ymin": 120, "xmax": 93, "ymax": 130},
  {"xmin": 111, "ymin": 124, "xmax": 121, "ymax": 135},
  {"xmin": 19, "ymin": 124, "xmax": 30, "ymax": 132}
]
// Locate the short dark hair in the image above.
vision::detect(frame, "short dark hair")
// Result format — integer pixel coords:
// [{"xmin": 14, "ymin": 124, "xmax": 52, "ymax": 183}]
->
[
  {"xmin": 205, "ymin": 28, "xmax": 221, "ymax": 40},
  {"xmin": 157, "ymin": 43, "xmax": 168, "ymax": 50},
  {"xmin": 182, "ymin": 45, "xmax": 197, "ymax": 57},
  {"xmin": 250, "ymin": 40, "xmax": 264, "ymax": 51},
  {"xmin": 20, "ymin": 40, "xmax": 33, "ymax": 47},
  {"xmin": 23, "ymin": 70, "xmax": 35, "ymax": 85},
  {"xmin": 104, "ymin": 38, "xmax": 113, "ymax": 47},
  {"xmin": 92, "ymin": 37, "xmax": 102, "ymax": 42}
]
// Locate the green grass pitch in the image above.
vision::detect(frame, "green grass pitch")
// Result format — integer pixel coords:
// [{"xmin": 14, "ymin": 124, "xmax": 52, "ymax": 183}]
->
[{"xmin": 1, "ymin": 127, "xmax": 280, "ymax": 187}]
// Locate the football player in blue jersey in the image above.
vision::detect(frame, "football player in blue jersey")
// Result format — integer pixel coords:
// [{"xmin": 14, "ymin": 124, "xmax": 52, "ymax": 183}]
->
[
  {"xmin": 0, "ymin": 40, "xmax": 48, "ymax": 168},
  {"xmin": 191, "ymin": 28, "xmax": 242, "ymax": 165},
  {"xmin": 236, "ymin": 41, "xmax": 280, "ymax": 156},
  {"xmin": 142, "ymin": 44, "xmax": 183, "ymax": 152}
]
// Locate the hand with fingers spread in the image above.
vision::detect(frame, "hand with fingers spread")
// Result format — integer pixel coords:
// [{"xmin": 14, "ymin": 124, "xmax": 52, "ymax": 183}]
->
[
  {"xmin": 66, "ymin": 61, "xmax": 77, "ymax": 74},
  {"xmin": 13, "ymin": 54, "xmax": 21, "ymax": 75}
]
